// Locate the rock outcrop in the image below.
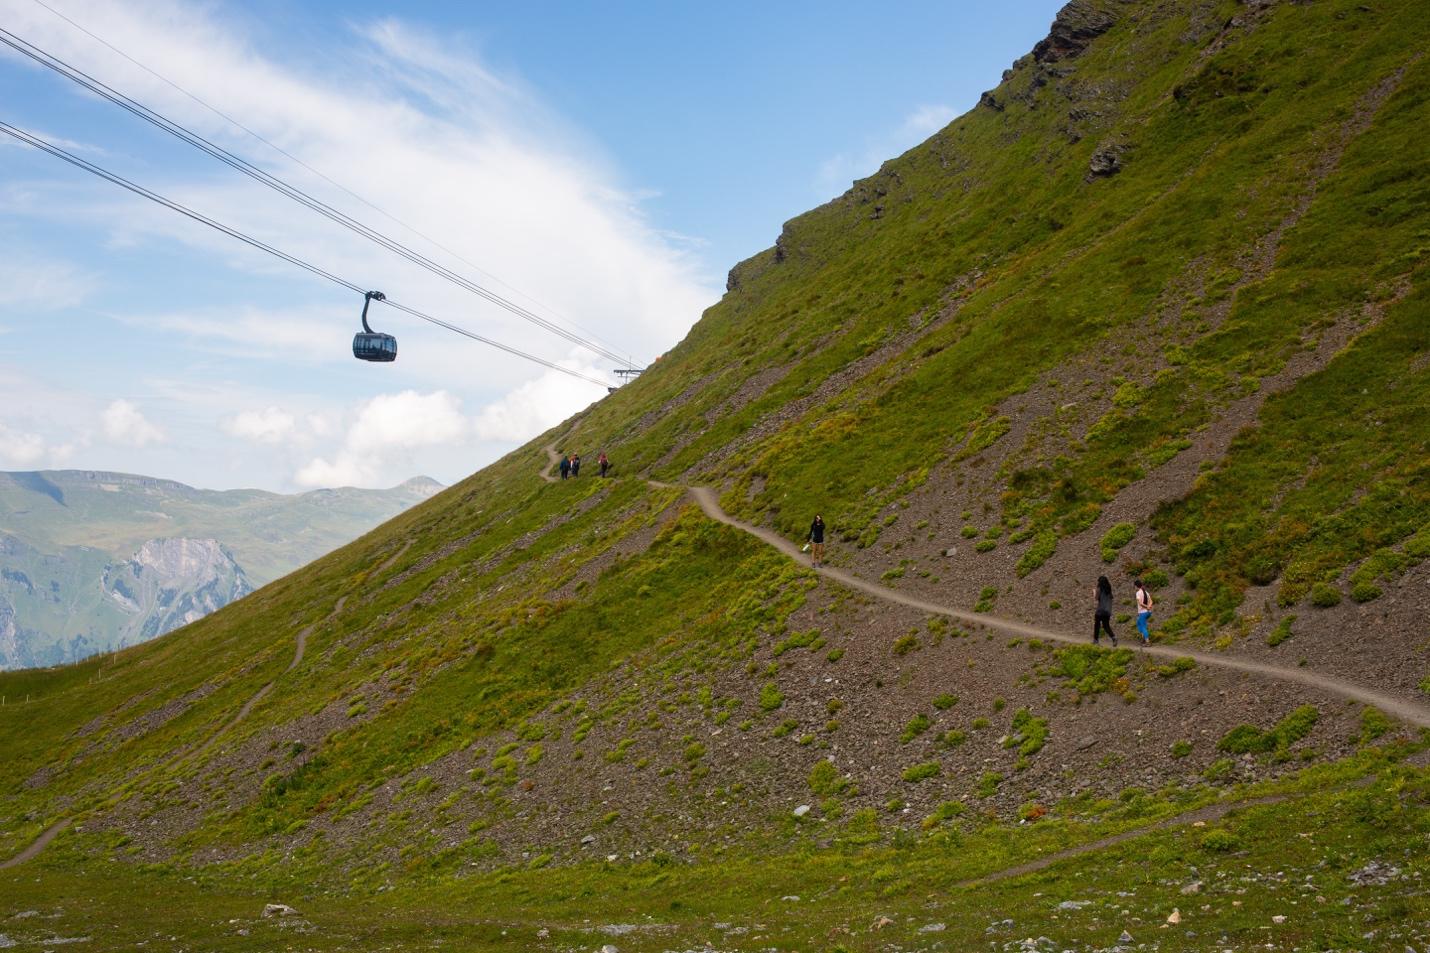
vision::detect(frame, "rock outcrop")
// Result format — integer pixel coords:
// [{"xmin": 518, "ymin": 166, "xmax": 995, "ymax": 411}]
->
[{"xmin": 1032, "ymin": 0, "xmax": 1120, "ymax": 64}]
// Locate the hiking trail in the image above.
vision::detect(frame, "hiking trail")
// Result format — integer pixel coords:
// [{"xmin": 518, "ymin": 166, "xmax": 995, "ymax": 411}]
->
[
  {"xmin": 678, "ymin": 484, "xmax": 1430, "ymax": 727},
  {"xmin": 1, "ymin": 593, "xmax": 350, "ymax": 870},
  {"xmin": 546, "ymin": 445, "xmax": 1430, "ymax": 728}
]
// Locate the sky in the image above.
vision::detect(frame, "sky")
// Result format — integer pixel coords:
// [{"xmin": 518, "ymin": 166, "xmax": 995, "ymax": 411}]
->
[{"xmin": 0, "ymin": 0, "xmax": 1064, "ymax": 492}]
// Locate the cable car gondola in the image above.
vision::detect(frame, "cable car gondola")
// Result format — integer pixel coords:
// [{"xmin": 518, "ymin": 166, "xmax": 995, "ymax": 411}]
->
[{"xmin": 353, "ymin": 290, "xmax": 396, "ymax": 362}]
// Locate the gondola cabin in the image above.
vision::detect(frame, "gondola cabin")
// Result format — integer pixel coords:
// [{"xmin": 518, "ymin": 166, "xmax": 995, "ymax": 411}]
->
[
  {"xmin": 353, "ymin": 290, "xmax": 397, "ymax": 362},
  {"xmin": 353, "ymin": 330, "xmax": 397, "ymax": 362}
]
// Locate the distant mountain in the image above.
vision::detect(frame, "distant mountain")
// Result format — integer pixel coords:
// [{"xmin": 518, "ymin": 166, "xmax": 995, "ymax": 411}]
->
[{"xmin": 0, "ymin": 470, "xmax": 441, "ymax": 668}]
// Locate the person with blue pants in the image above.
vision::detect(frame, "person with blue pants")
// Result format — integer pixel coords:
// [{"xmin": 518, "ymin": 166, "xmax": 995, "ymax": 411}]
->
[{"xmin": 1135, "ymin": 579, "xmax": 1153, "ymax": 644}]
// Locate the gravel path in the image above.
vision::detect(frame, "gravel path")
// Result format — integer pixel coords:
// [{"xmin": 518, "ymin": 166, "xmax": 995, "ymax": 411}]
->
[
  {"xmin": 2, "ymin": 592, "xmax": 350, "ymax": 869},
  {"xmin": 681, "ymin": 484, "xmax": 1430, "ymax": 729},
  {"xmin": 0, "ymin": 818, "xmax": 69, "ymax": 871}
]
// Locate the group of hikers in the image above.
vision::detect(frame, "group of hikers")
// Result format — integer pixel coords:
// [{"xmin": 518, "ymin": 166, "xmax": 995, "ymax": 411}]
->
[
  {"xmin": 557, "ymin": 451, "xmax": 610, "ymax": 479},
  {"xmin": 802, "ymin": 514, "xmax": 1155, "ymax": 647},
  {"xmin": 1092, "ymin": 575, "xmax": 1155, "ymax": 646}
]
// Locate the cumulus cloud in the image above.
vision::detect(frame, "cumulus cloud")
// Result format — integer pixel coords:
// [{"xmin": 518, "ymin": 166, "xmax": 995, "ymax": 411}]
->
[
  {"xmin": 472, "ymin": 360, "xmax": 607, "ymax": 443},
  {"xmin": 346, "ymin": 390, "xmax": 468, "ymax": 453},
  {"xmin": 296, "ymin": 389, "xmax": 470, "ymax": 487},
  {"xmin": 222, "ymin": 406, "xmax": 298, "ymax": 444},
  {"xmin": 292, "ymin": 455, "xmax": 367, "ymax": 489},
  {"xmin": 0, "ymin": 422, "xmax": 48, "ymax": 466},
  {"xmin": 101, "ymin": 399, "xmax": 164, "ymax": 446},
  {"xmin": 0, "ymin": 420, "xmax": 80, "ymax": 468}
]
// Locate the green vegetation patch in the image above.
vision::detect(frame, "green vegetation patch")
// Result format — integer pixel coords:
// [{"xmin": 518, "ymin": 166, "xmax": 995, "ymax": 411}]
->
[
  {"xmin": 901, "ymin": 761, "xmax": 941, "ymax": 783},
  {"xmin": 900, "ymin": 714, "xmax": 932, "ymax": 744},
  {"xmin": 1099, "ymin": 523, "xmax": 1137, "ymax": 563},
  {"xmin": 1004, "ymin": 708, "xmax": 1049, "ymax": 757},
  {"xmin": 1218, "ymin": 705, "xmax": 1320, "ymax": 755},
  {"xmin": 1047, "ymin": 646, "xmax": 1133, "ymax": 697},
  {"xmin": 1267, "ymin": 616, "xmax": 1295, "ymax": 647}
]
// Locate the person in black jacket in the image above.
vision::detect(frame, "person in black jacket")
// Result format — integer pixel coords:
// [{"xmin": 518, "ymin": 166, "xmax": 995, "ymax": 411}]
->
[
  {"xmin": 807, "ymin": 515, "xmax": 826, "ymax": 568},
  {"xmin": 1092, "ymin": 575, "xmax": 1117, "ymax": 646}
]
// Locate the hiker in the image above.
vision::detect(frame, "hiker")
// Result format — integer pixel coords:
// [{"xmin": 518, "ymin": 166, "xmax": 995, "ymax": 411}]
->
[
  {"xmin": 571, "ymin": 453, "xmax": 582, "ymax": 477},
  {"xmin": 559, "ymin": 455, "xmax": 570, "ymax": 480},
  {"xmin": 806, "ymin": 515, "xmax": 826, "ymax": 568},
  {"xmin": 1092, "ymin": 575, "xmax": 1117, "ymax": 646},
  {"xmin": 598, "ymin": 452, "xmax": 610, "ymax": 477},
  {"xmin": 1135, "ymin": 578, "xmax": 1153, "ymax": 644}
]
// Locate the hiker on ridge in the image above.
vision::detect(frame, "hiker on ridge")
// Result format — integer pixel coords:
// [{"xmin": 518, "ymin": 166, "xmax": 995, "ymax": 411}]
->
[
  {"xmin": 571, "ymin": 453, "xmax": 582, "ymax": 477},
  {"xmin": 1092, "ymin": 575, "xmax": 1117, "ymax": 646},
  {"xmin": 559, "ymin": 455, "xmax": 571, "ymax": 480},
  {"xmin": 1135, "ymin": 578, "xmax": 1153, "ymax": 644},
  {"xmin": 598, "ymin": 452, "xmax": 610, "ymax": 477},
  {"xmin": 807, "ymin": 515, "xmax": 826, "ymax": 568}
]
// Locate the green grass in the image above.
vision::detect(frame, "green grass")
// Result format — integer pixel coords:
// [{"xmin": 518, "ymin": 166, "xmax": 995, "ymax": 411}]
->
[
  {"xmin": 1218, "ymin": 704, "xmax": 1321, "ymax": 755},
  {"xmin": 4, "ymin": 743, "xmax": 1424, "ymax": 951},
  {"xmin": 1268, "ymin": 616, "xmax": 1295, "ymax": 647}
]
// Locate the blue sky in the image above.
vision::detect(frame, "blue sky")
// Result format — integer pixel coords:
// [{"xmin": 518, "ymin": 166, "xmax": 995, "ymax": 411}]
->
[{"xmin": 0, "ymin": 0, "xmax": 1063, "ymax": 491}]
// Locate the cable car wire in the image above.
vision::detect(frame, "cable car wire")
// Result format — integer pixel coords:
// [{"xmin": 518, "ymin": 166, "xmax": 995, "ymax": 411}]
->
[
  {"xmin": 23, "ymin": 0, "xmax": 632, "ymax": 368},
  {"xmin": 0, "ymin": 25, "xmax": 639, "ymax": 369},
  {"xmin": 0, "ymin": 119, "xmax": 612, "ymax": 389}
]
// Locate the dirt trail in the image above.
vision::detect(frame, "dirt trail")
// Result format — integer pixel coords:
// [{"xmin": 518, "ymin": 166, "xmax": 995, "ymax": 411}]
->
[
  {"xmin": 2, "ymin": 592, "xmax": 351, "ymax": 870},
  {"xmin": 0, "ymin": 818, "xmax": 70, "ymax": 871},
  {"xmin": 957, "ymin": 795, "xmax": 1286, "ymax": 887},
  {"xmin": 373, "ymin": 540, "xmax": 413, "ymax": 576},
  {"xmin": 540, "ymin": 446, "xmax": 561, "ymax": 484},
  {"xmin": 559, "ymin": 450, "xmax": 1430, "ymax": 727},
  {"xmin": 681, "ymin": 485, "xmax": 1430, "ymax": 729},
  {"xmin": 960, "ymin": 750, "xmax": 1430, "ymax": 887}
]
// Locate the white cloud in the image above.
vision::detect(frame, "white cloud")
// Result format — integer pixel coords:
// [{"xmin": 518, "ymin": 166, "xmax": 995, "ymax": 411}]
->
[
  {"xmin": 293, "ymin": 454, "xmax": 368, "ymax": 489},
  {"xmin": 101, "ymin": 399, "xmax": 164, "ymax": 446},
  {"xmin": 0, "ymin": 422, "xmax": 48, "ymax": 466},
  {"xmin": 0, "ymin": 419, "xmax": 80, "ymax": 468},
  {"xmin": 346, "ymin": 390, "xmax": 467, "ymax": 453},
  {"xmin": 1, "ymin": 0, "xmax": 715, "ymax": 369},
  {"xmin": 222, "ymin": 406, "xmax": 297, "ymax": 444},
  {"xmin": 295, "ymin": 389, "xmax": 471, "ymax": 487},
  {"xmin": 472, "ymin": 359, "xmax": 607, "ymax": 443},
  {"xmin": 305, "ymin": 413, "xmax": 335, "ymax": 437}
]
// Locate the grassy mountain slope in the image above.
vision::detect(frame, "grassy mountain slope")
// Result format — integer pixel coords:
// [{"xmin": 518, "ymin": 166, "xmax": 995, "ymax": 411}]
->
[{"xmin": 2, "ymin": 0, "xmax": 1428, "ymax": 947}]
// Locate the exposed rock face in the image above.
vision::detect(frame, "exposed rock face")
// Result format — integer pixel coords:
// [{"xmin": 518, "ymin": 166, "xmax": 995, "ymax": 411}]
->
[
  {"xmin": 0, "ymin": 598, "xmax": 19, "ymax": 671},
  {"xmin": 1032, "ymin": 0, "xmax": 1120, "ymax": 64},
  {"xmin": 103, "ymin": 539, "xmax": 253, "ymax": 643}
]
